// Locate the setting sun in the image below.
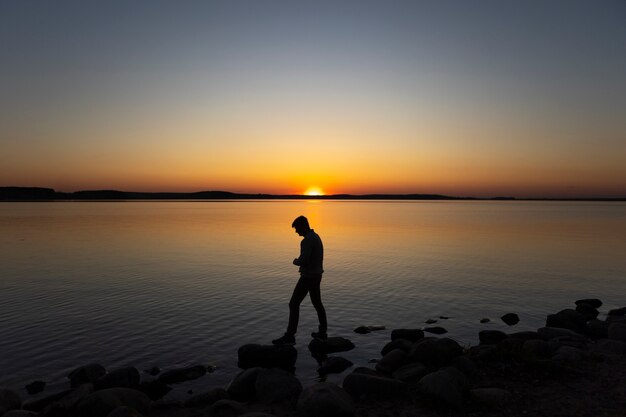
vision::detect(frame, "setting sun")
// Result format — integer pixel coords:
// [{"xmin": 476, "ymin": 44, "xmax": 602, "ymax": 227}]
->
[{"xmin": 304, "ymin": 187, "xmax": 325, "ymax": 196}]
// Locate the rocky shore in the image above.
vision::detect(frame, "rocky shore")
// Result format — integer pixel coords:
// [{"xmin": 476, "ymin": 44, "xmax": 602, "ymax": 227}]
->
[{"xmin": 3, "ymin": 299, "xmax": 626, "ymax": 417}]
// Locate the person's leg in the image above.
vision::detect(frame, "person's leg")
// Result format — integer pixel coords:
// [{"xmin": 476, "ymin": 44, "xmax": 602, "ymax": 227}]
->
[
  {"xmin": 286, "ymin": 276, "xmax": 309, "ymax": 335},
  {"xmin": 308, "ymin": 274, "xmax": 327, "ymax": 334}
]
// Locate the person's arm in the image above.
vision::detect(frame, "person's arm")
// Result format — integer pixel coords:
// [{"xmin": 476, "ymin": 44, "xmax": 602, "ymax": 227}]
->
[{"xmin": 293, "ymin": 238, "xmax": 312, "ymax": 266}]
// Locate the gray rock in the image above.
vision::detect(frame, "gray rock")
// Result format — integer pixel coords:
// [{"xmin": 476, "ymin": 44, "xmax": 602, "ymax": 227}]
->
[
  {"xmin": 424, "ymin": 326, "xmax": 447, "ymax": 335},
  {"xmin": 342, "ymin": 372, "xmax": 406, "ymax": 400},
  {"xmin": 68, "ymin": 363, "xmax": 107, "ymax": 388},
  {"xmin": 609, "ymin": 323, "xmax": 626, "ymax": 342},
  {"xmin": 418, "ymin": 367, "xmax": 468, "ymax": 409},
  {"xmin": 95, "ymin": 367, "xmax": 140, "ymax": 390},
  {"xmin": 106, "ymin": 406, "xmax": 144, "ymax": 417},
  {"xmin": 546, "ymin": 309, "xmax": 586, "ymax": 334},
  {"xmin": 297, "ymin": 382, "xmax": 355, "ymax": 417},
  {"xmin": 75, "ymin": 388, "xmax": 151, "ymax": 417},
  {"xmin": 591, "ymin": 339, "xmax": 626, "ymax": 355},
  {"xmin": 318, "ymin": 356, "xmax": 353, "ymax": 375},
  {"xmin": 375, "ymin": 349, "xmax": 408, "ymax": 374},
  {"xmin": 586, "ymin": 319, "xmax": 610, "ymax": 339},
  {"xmin": 0, "ymin": 388, "xmax": 22, "ymax": 415},
  {"xmin": 184, "ymin": 387, "xmax": 228, "ymax": 407},
  {"xmin": 392, "ymin": 362, "xmax": 429, "ymax": 381},
  {"xmin": 157, "ymin": 365, "xmax": 207, "ymax": 384},
  {"xmin": 470, "ymin": 388, "xmax": 511, "ymax": 407},
  {"xmin": 522, "ymin": 339, "xmax": 551, "ymax": 361},
  {"xmin": 608, "ymin": 306, "xmax": 626, "ymax": 316},
  {"xmin": 208, "ymin": 399, "xmax": 250, "ymax": 417},
  {"xmin": 409, "ymin": 338, "xmax": 463, "ymax": 369},
  {"xmin": 478, "ymin": 330, "xmax": 507, "ymax": 345},
  {"xmin": 255, "ymin": 368, "xmax": 302, "ymax": 405},
  {"xmin": 575, "ymin": 298, "xmax": 602, "ymax": 309},
  {"xmin": 380, "ymin": 338, "xmax": 413, "ymax": 356},
  {"xmin": 501, "ymin": 313, "xmax": 519, "ymax": 326},
  {"xmin": 390, "ymin": 329, "xmax": 424, "ymax": 342},
  {"xmin": 227, "ymin": 367, "xmax": 263, "ymax": 402},
  {"xmin": 308, "ymin": 337, "xmax": 355, "ymax": 355},
  {"xmin": 238, "ymin": 344, "xmax": 297, "ymax": 370}
]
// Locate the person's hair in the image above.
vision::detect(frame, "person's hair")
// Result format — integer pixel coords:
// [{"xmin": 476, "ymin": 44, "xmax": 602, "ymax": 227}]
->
[{"xmin": 292, "ymin": 215, "xmax": 310, "ymax": 229}]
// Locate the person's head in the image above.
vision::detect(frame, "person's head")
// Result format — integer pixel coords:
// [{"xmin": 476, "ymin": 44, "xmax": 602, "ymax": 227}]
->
[{"xmin": 292, "ymin": 215, "xmax": 310, "ymax": 236}]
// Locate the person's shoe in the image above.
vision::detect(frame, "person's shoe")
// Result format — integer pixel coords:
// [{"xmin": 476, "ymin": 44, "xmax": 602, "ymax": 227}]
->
[
  {"xmin": 272, "ymin": 333, "xmax": 295, "ymax": 345},
  {"xmin": 311, "ymin": 331, "xmax": 328, "ymax": 340}
]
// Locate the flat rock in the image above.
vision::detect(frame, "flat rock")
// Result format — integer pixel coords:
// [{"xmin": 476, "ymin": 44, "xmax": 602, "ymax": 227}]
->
[
  {"xmin": 391, "ymin": 329, "xmax": 424, "ymax": 342},
  {"xmin": 255, "ymin": 368, "xmax": 302, "ymax": 405},
  {"xmin": 297, "ymin": 382, "xmax": 355, "ymax": 417},
  {"xmin": 575, "ymin": 298, "xmax": 602, "ymax": 309},
  {"xmin": 424, "ymin": 326, "xmax": 447, "ymax": 335},
  {"xmin": 157, "ymin": 365, "xmax": 206, "ymax": 384},
  {"xmin": 342, "ymin": 372, "xmax": 406, "ymax": 400},
  {"xmin": 478, "ymin": 330, "xmax": 507, "ymax": 345},
  {"xmin": 68, "ymin": 363, "xmax": 107, "ymax": 388},
  {"xmin": 309, "ymin": 337, "xmax": 355, "ymax": 355},
  {"xmin": 238, "ymin": 344, "xmax": 297, "ymax": 370},
  {"xmin": 318, "ymin": 356, "xmax": 353, "ymax": 375},
  {"xmin": 501, "ymin": 313, "xmax": 520, "ymax": 326}
]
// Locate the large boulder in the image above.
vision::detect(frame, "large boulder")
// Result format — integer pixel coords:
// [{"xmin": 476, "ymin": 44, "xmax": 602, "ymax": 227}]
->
[
  {"xmin": 409, "ymin": 338, "xmax": 463, "ymax": 369},
  {"xmin": 608, "ymin": 323, "xmax": 626, "ymax": 342},
  {"xmin": 575, "ymin": 303, "xmax": 599, "ymax": 321},
  {"xmin": 0, "ymin": 389, "xmax": 22, "ymax": 415},
  {"xmin": 68, "ymin": 363, "xmax": 107, "ymax": 388},
  {"xmin": 418, "ymin": 367, "xmax": 468, "ymax": 410},
  {"xmin": 75, "ymin": 388, "xmax": 151, "ymax": 417},
  {"xmin": 478, "ymin": 330, "xmax": 507, "ymax": 345},
  {"xmin": 546, "ymin": 309, "xmax": 587, "ymax": 334},
  {"xmin": 375, "ymin": 349, "xmax": 408, "ymax": 374},
  {"xmin": 297, "ymin": 382, "xmax": 354, "ymax": 417},
  {"xmin": 309, "ymin": 337, "xmax": 355, "ymax": 355},
  {"xmin": 227, "ymin": 367, "xmax": 263, "ymax": 402},
  {"xmin": 95, "ymin": 367, "xmax": 140, "ymax": 390},
  {"xmin": 342, "ymin": 372, "xmax": 406, "ymax": 400},
  {"xmin": 391, "ymin": 329, "xmax": 424, "ymax": 342},
  {"xmin": 575, "ymin": 298, "xmax": 602, "ymax": 309},
  {"xmin": 157, "ymin": 365, "xmax": 206, "ymax": 384},
  {"xmin": 184, "ymin": 388, "xmax": 228, "ymax": 407},
  {"xmin": 255, "ymin": 368, "xmax": 302, "ymax": 405},
  {"xmin": 318, "ymin": 356, "xmax": 353, "ymax": 375},
  {"xmin": 501, "ymin": 313, "xmax": 520, "ymax": 326},
  {"xmin": 238, "ymin": 344, "xmax": 297, "ymax": 370}
]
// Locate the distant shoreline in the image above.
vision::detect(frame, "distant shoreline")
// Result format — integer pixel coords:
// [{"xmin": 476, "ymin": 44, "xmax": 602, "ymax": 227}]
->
[{"xmin": 0, "ymin": 187, "xmax": 624, "ymax": 202}]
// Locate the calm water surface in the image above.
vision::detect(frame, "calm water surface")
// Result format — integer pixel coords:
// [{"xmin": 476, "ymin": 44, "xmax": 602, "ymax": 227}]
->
[{"xmin": 1, "ymin": 200, "xmax": 625, "ymax": 399}]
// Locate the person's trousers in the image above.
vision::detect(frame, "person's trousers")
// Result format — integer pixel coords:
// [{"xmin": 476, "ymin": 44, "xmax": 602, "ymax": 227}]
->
[{"xmin": 286, "ymin": 273, "xmax": 327, "ymax": 335}]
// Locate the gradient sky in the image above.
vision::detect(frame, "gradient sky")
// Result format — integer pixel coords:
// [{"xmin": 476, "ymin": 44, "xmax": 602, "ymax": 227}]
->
[{"xmin": 1, "ymin": 0, "xmax": 625, "ymax": 197}]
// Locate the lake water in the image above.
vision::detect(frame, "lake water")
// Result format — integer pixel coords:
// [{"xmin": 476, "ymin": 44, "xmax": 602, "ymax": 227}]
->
[{"xmin": 1, "ymin": 200, "xmax": 625, "ymax": 400}]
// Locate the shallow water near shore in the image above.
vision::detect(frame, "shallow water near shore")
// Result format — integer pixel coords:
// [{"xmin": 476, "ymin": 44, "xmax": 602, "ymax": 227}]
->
[{"xmin": 1, "ymin": 200, "xmax": 625, "ymax": 400}]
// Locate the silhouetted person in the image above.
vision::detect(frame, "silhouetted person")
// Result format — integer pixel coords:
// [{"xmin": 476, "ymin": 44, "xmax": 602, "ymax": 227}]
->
[{"xmin": 272, "ymin": 215, "xmax": 328, "ymax": 345}]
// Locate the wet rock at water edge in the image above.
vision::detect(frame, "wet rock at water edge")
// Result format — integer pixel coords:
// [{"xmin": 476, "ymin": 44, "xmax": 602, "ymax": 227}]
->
[
  {"xmin": 68, "ymin": 363, "xmax": 106, "ymax": 387},
  {"xmin": 297, "ymin": 382, "xmax": 355, "ymax": 417},
  {"xmin": 546, "ymin": 309, "xmax": 587, "ymax": 334},
  {"xmin": 440, "ymin": 316, "xmax": 451, "ymax": 320},
  {"xmin": 424, "ymin": 326, "xmax": 447, "ymax": 335},
  {"xmin": 501, "ymin": 313, "xmax": 520, "ymax": 326},
  {"xmin": 318, "ymin": 356, "xmax": 354, "ymax": 375},
  {"xmin": 480, "ymin": 318, "xmax": 490, "ymax": 323},
  {"xmin": 157, "ymin": 365, "xmax": 207, "ymax": 384},
  {"xmin": 391, "ymin": 328, "xmax": 424, "ymax": 342},
  {"xmin": 425, "ymin": 319, "xmax": 438, "ymax": 324},
  {"xmin": 95, "ymin": 367, "xmax": 140, "ymax": 390},
  {"xmin": 309, "ymin": 337, "xmax": 355, "ymax": 355},
  {"xmin": 25, "ymin": 381, "xmax": 46, "ymax": 395},
  {"xmin": 478, "ymin": 330, "xmax": 507, "ymax": 345},
  {"xmin": 238, "ymin": 344, "xmax": 297, "ymax": 370},
  {"xmin": 575, "ymin": 298, "xmax": 602, "ymax": 309},
  {"xmin": 576, "ymin": 303, "xmax": 599, "ymax": 321},
  {"xmin": 353, "ymin": 326, "xmax": 370, "ymax": 334}
]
